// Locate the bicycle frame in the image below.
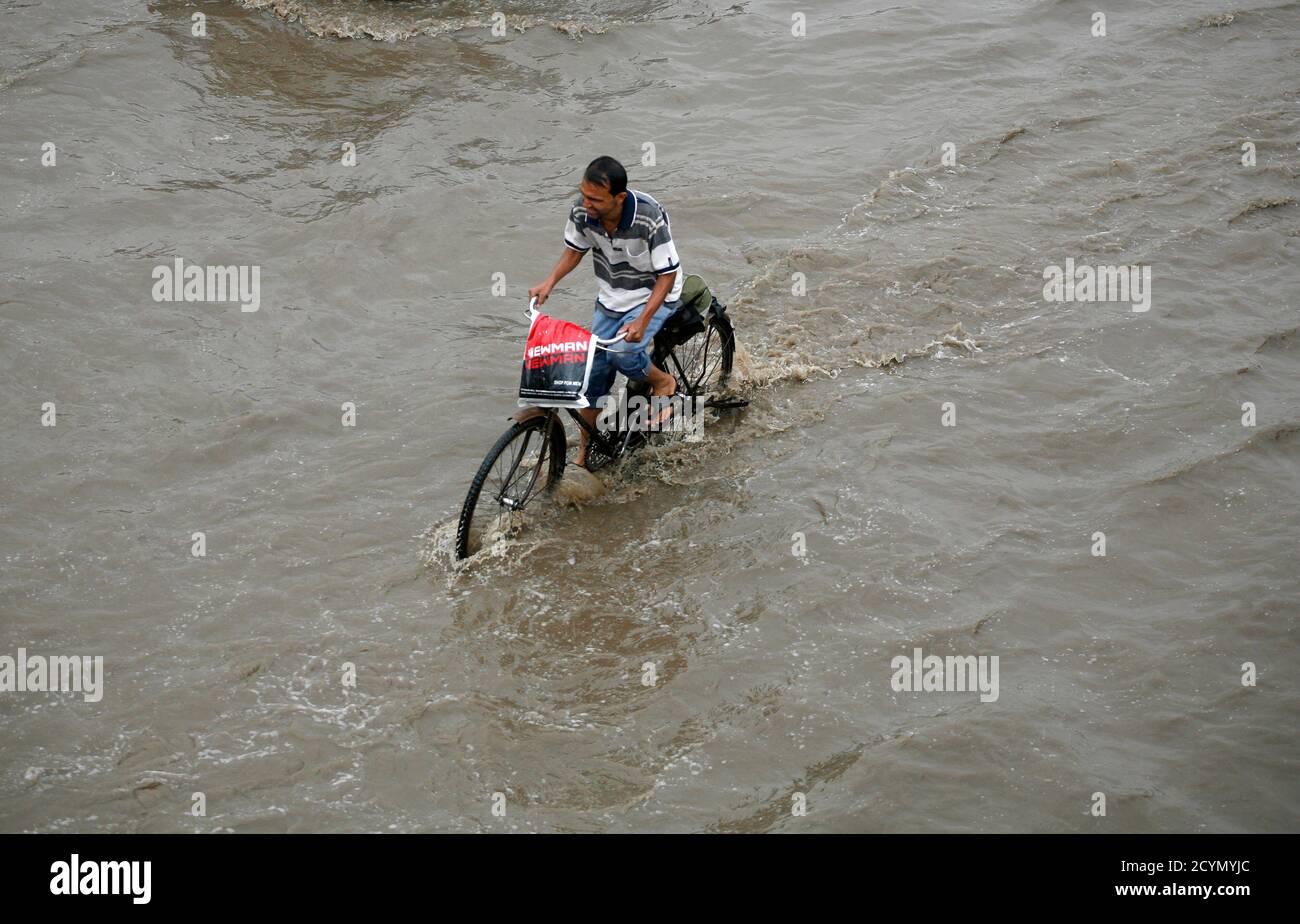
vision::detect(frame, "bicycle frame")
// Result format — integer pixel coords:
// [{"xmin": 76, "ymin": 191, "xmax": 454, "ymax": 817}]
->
[{"xmin": 561, "ymin": 404, "xmax": 640, "ymax": 461}]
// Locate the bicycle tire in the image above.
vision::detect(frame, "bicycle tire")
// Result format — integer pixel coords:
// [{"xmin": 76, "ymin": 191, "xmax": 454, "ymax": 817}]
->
[{"xmin": 454, "ymin": 413, "xmax": 566, "ymax": 560}]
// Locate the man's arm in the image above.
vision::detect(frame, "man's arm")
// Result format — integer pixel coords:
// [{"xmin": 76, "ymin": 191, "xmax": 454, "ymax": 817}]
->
[
  {"xmin": 529, "ymin": 247, "xmax": 586, "ymax": 305},
  {"xmin": 619, "ymin": 270, "xmax": 676, "ymax": 342},
  {"xmin": 621, "ymin": 204, "xmax": 681, "ymax": 341}
]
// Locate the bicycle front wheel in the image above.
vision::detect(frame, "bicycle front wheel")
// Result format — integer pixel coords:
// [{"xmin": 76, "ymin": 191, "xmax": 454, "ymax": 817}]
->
[{"xmin": 455, "ymin": 413, "xmax": 566, "ymax": 560}]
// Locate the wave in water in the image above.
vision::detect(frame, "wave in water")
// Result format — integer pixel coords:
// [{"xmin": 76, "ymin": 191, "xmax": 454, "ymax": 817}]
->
[{"xmin": 234, "ymin": 0, "xmax": 721, "ymax": 40}]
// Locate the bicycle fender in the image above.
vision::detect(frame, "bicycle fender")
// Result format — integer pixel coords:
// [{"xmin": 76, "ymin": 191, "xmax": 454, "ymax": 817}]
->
[{"xmin": 511, "ymin": 406, "xmax": 551, "ymax": 423}]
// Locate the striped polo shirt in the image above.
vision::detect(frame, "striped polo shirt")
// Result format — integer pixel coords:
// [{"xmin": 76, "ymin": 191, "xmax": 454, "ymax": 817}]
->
[{"xmin": 563, "ymin": 188, "xmax": 684, "ymax": 314}]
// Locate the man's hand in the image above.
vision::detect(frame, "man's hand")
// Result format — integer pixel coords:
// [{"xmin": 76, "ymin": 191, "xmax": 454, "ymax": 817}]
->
[
  {"xmin": 618, "ymin": 317, "xmax": 650, "ymax": 343},
  {"xmin": 528, "ymin": 280, "xmax": 555, "ymax": 305},
  {"xmin": 619, "ymin": 271, "xmax": 676, "ymax": 342}
]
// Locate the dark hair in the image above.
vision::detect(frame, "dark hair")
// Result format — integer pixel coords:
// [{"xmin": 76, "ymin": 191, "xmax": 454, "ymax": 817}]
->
[{"xmin": 584, "ymin": 156, "xmax": 627, "ymax": 196}]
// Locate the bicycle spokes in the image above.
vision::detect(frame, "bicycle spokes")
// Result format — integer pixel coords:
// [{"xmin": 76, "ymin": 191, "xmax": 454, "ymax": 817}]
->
[
  {"xmin": 675, "ymin": 322, "xmax": 730, "ymax": 396},
  {"xmin": 489, "ymin": 426, "xmax": 548, "ymax": 508}
]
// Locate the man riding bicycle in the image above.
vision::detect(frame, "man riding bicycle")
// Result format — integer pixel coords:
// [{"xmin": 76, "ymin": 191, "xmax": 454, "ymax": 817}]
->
[{"xmin": 528, "ymin": 156, "xmax": 682, "ymax": 468}]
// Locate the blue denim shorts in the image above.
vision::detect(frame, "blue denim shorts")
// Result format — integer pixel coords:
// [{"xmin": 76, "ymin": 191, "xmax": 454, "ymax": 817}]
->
[{"xmin": 586, "ymin": 298, "xmax": 681, "ymax": 400}]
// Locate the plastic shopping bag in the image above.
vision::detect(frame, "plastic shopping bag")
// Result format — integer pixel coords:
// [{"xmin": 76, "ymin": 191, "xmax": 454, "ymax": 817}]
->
[{"xmin": 518, "ymin": 312, "xmax": 597, "ymax": 408}]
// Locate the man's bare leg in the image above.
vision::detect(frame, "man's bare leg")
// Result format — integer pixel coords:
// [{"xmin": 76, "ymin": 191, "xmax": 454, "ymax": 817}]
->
[
  {"xmin": 575, "ymin": 406, "xmax": 600, "ymax": 469},
  {"xmin": 645, "ymin": 363, "xmax": 677, "ymax": 428},
  {"xmin": 645, "ymin": 362, "xmax": 675, "ymax": 397}
]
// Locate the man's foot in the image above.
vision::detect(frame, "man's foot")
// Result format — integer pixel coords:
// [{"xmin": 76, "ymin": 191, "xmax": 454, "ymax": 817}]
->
[
  {"xmin": 648, "ymin": 381, "xmax": 678, "ymax": 430},
  {"xmin": 574, "ymin": 405, "xmax": 601, "ymax": 473}
]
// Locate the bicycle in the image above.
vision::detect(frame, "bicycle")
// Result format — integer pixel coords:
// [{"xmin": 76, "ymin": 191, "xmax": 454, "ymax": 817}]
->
[{"xmin": 454, "ymin": 277, "xmax": 742, "ymax": 560}]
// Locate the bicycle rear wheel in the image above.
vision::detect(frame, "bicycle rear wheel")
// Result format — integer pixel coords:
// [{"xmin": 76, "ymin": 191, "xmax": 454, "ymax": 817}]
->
[
  {"xmin": 666, "ymin": 314, "xmax": 734, "ymax": 399},
  {"xmin": 455, "ymin": 413, "xmax": 566, "ymax": 559}
]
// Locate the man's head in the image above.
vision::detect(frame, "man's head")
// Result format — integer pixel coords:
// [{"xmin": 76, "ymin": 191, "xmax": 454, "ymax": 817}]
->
[{"xmin": 580, "ymin": 156, "xmax": 627, "ymax": 224}]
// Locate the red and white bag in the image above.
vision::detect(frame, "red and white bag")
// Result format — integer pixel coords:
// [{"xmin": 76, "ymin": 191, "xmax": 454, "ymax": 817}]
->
[{"xmin": 518, "ymin": 312, "xmax": 598, "ymax": 408}]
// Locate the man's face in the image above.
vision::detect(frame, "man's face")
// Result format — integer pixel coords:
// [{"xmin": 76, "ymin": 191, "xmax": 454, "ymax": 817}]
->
[{"xmin": 580, "ymin": 179, "xmax": 624, "ymax": 224}]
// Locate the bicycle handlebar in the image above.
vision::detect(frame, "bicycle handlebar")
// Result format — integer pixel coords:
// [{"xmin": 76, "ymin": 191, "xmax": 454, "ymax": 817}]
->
[{"xmin": 527, "ymin": 296, "xmax": 626, "ymax": 347}]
